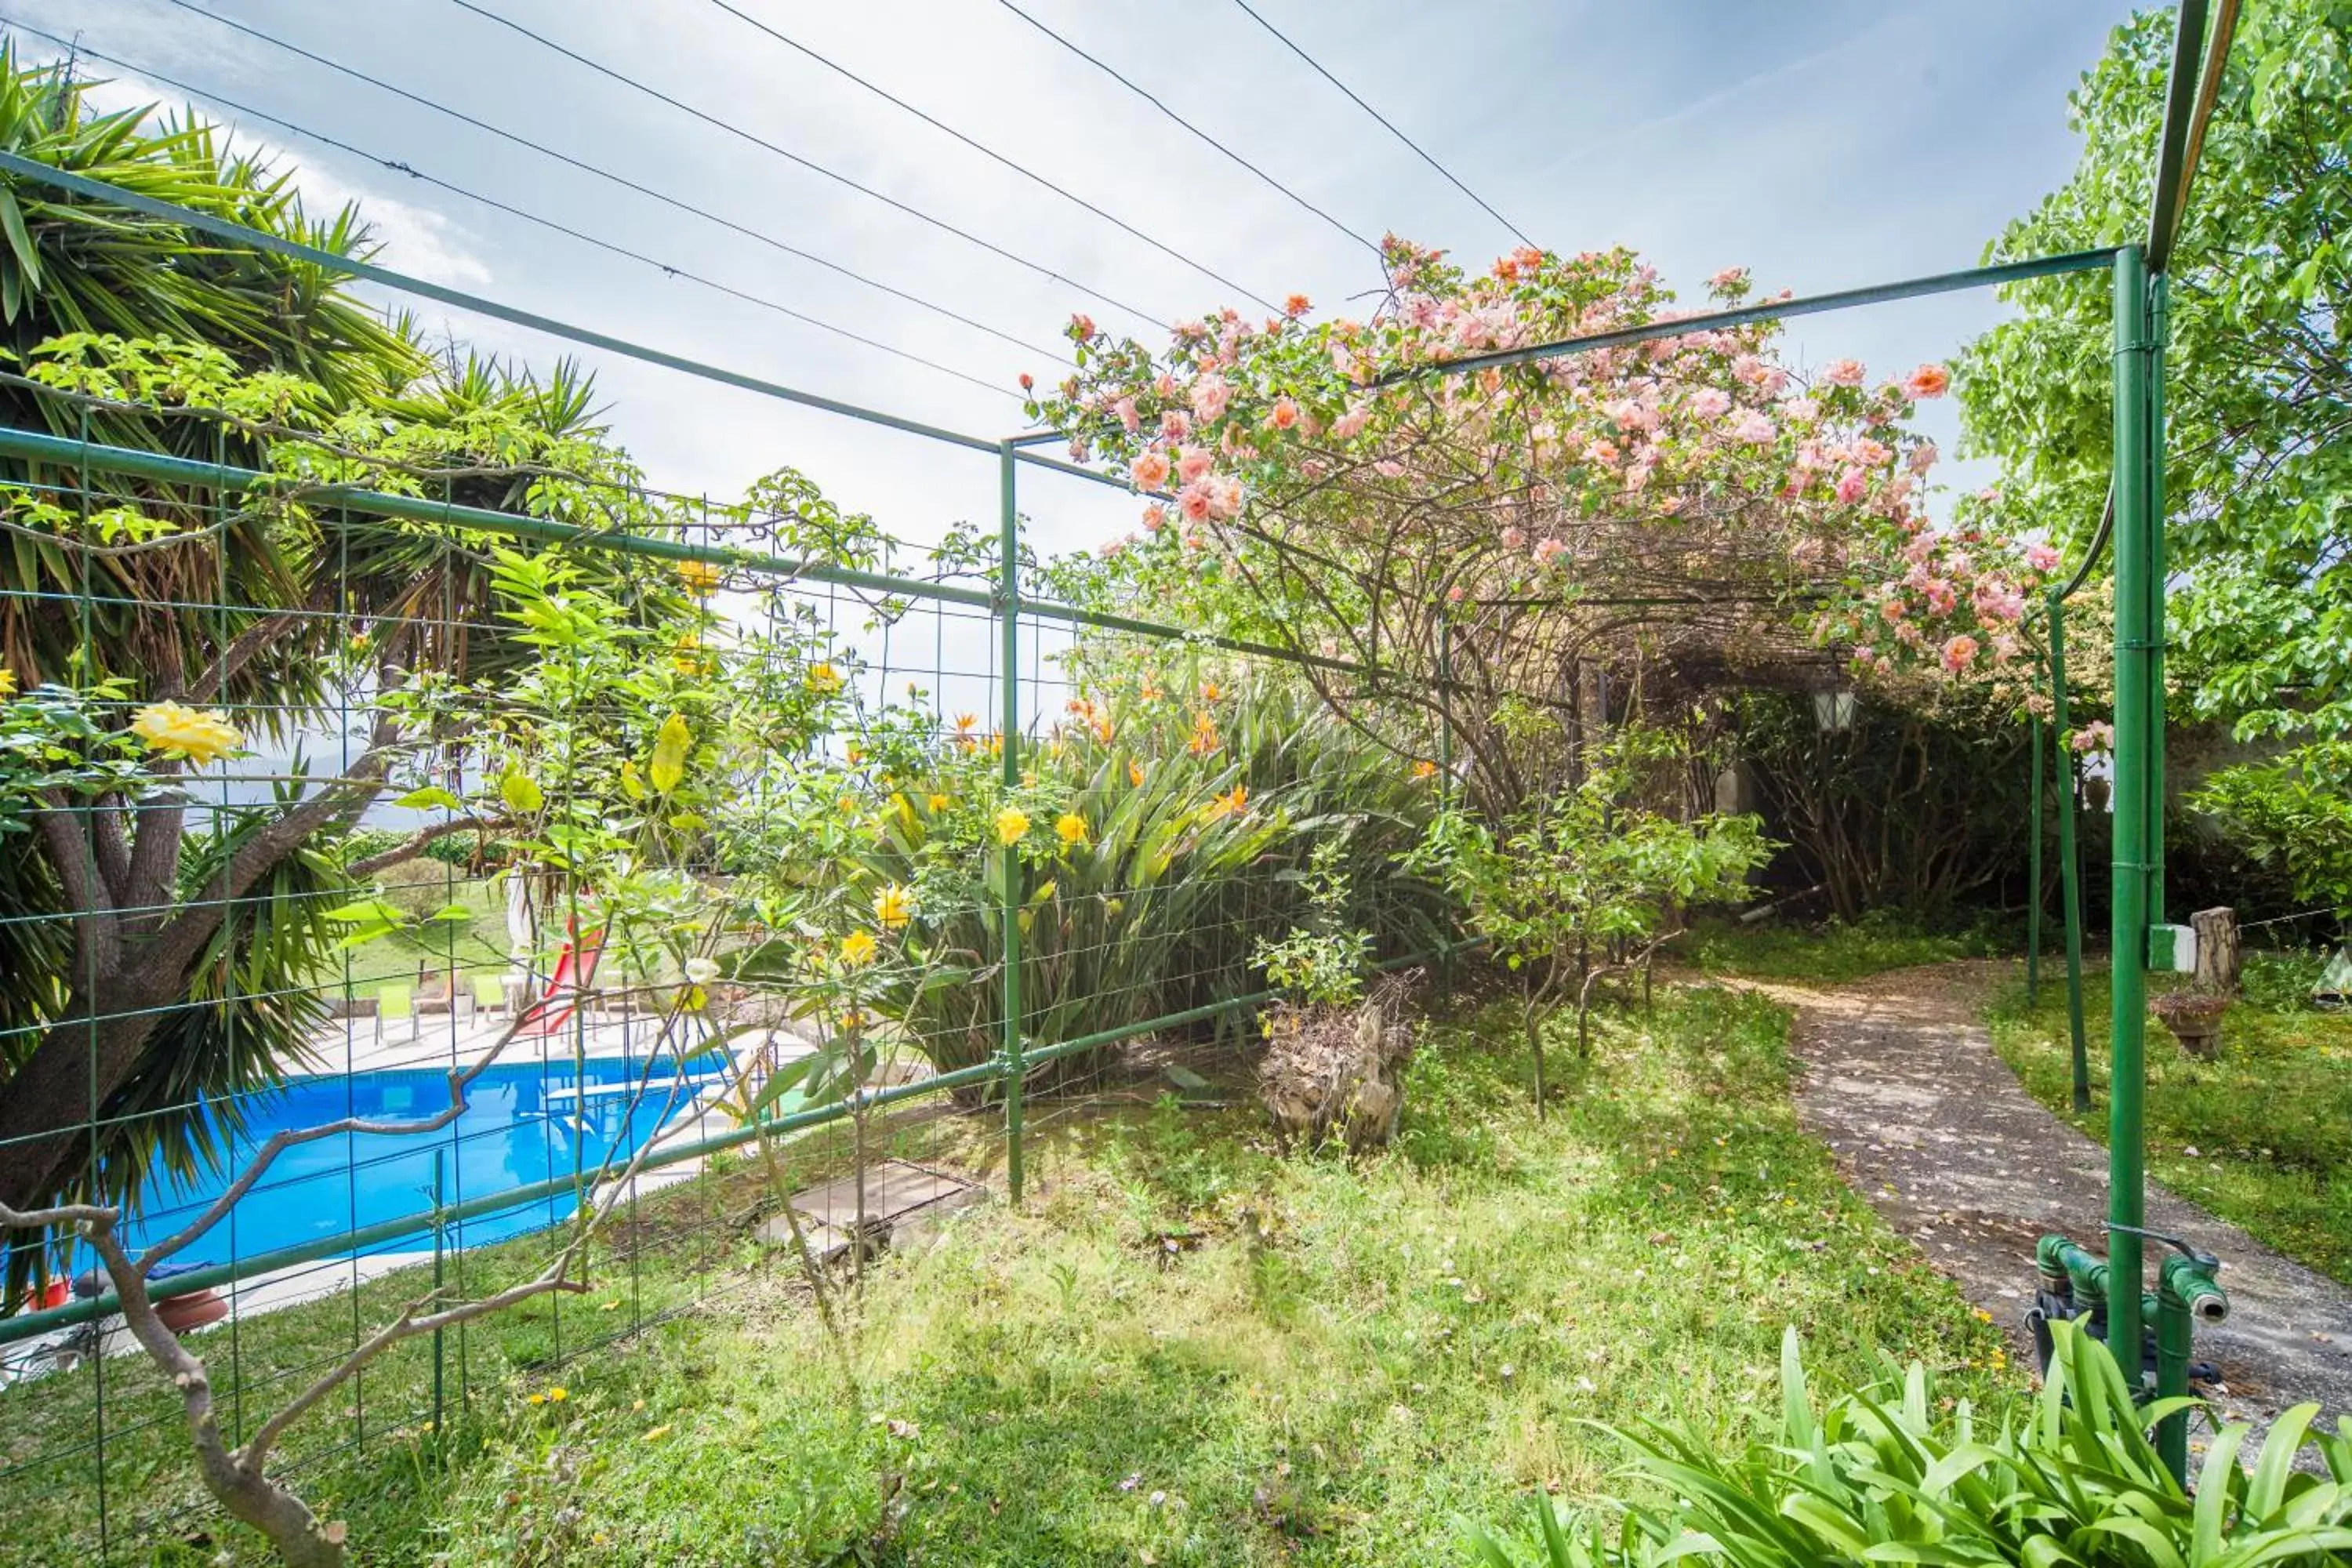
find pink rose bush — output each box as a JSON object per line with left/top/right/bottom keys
{"left": 1024, "top": 235, "right": 2049, "bottom": 689}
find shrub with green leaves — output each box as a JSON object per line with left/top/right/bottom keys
{"left": 1472, "top": 1320, "right": 2352, "bottom": 1568}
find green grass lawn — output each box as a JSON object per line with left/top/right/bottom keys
{"left": 1, "top": 980, "right": 2019, "bottom": 1565}
{"left": 1680, "top": 909, "right": 2012, "bottom": 984}
{"left": 1986, "top": 956, "right": 2352, "bottom": 1287}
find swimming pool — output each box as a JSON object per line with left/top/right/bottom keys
{"left": 114, "top": 1047, "right": 731, "bottom": 1266}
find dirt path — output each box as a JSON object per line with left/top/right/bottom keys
{"left": 1755, "top": 960, "right": 2352, "bottom": 1431}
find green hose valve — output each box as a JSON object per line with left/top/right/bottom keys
{"left": 2159, "top": 1251, "right": 2228, "bottom": 1324}
{"left": 2037, "top": 1234, "right": 2110, "bottom": 1305}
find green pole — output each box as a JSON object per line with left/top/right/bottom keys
{"left": 2050, "top": 593, "right": 2090, "bottom": 1113}
{"left": 2147, "top": 274, "right": 2170, "bottom": 924}
{"left": 2028, "top": 710, "right": 2044, "bottom": 1004}
{"left": 430, "top": 1149, "right": 446, "bottom": 1451}
{"left": 2106, "top": 243, "right": 2155, "bottom": 1386}
{"left": 996, "top": 441, "right": 1026, "bottom": 1207}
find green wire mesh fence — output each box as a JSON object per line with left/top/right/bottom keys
{"left": 0, "top": 360, "right": 1459, "bottom": 1559}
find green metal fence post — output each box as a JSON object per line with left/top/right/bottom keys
{"left": 2028, "top": 710, "right": 2044, "bottom": 1004}
{"left": 430, "top": 1149, "right": 447, "bottom": 1454}
{"left": 2050, "top": 593, "right": 2090, "bottom": 1113}
{"left": 2106, "top": 243, "right": 2156, "bottom": 1385}
{"left": 2147, "top": 274, "right": 2169, "bottom": 926}
{"left": 996, "top": 441, "right": 1026, "bottom": 1207}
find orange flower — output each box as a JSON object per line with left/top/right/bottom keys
{"left": 1205, "top": 785, "right": 1248, "bottom": 821}
{"left": 1200, "top": 681, "right": 1222, "bottom": 702}
{"left": 1091, "top": 714, "right": 1114, "bottom": 744}
{"left": 1140, "top": 682, "right": 1163, "bottom": 702}
{"left": 1412, "top": 759, "right": 1439, "bottom": 780}
{"left": 1187, "top": 713, "right": 1220, "bottom": 757}
{"left": 1127, "top": 758, "right": 1145, "bottom": 788}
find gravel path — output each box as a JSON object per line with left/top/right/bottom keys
{"left": 1758, "top": 960, "right": 2352, "bottom": 1432}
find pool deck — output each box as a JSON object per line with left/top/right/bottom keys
{"left": 304, "top": 1005, "right": 760, "bottom": 1076}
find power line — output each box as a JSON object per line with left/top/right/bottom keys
{"left": 443, "top": 0, "right": 1169, "bottom": 330}
{"left": 699, "top": 0, "right": 1285, "bottom": 314}
{"left": 988, "top": 0, "right": 1383, "bottom": 260}
{"left": 158, "top": 0, "right": 1066, "bottom": 365}
{"left": 12, "top": 20, "right": 1021, "bottom": 400}
{"left": 1226, "top": 0, "right": 1534, "bottom": 249}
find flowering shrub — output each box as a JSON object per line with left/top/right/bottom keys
{"left": 1024, "top": 239, "right": 2057, "bottom": 804}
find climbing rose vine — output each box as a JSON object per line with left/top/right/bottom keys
{"left": 1024, "top": 238, "right": 2045, "bottom": 686}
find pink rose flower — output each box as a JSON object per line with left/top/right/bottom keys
{"left": 1115, "top": 397, "right": 1141, "bottom": 435}
{"left": 1835, "top": 466, "right": 1869, "bottom": 505}
{"left": 1264, "top": 397, "right": 1300, "bottom": 432}
{"left": 1129, "top": 452, "right": 1171, "bottom": 491}
{"left": 1160, "top": 409, "right": 1190, "bottom": 441}
{"left": 1176, "top": 446, "right": 1214, "bottom": 485}
{"left": 1940, "top": 633, "right": 1979, "bottom": 673}
{"left": 1820, "top": 358, "right": 1867, "bottom": 387}
{"left": 2026, "top": 543, "right": 2061, "bottom": 572}
{"left": 1177, "top": 483, "right": 1215, "bottom": 524}
{"left": 1851, "top": 437, "right": 1893, "bottom": 468}
{"left": 1534, "top": 537, "right": 1566, "bottom": 565}
{"left": 1688, "top": 387, "right": 1733, "bottom": 419}
{"left": 1907, "top": 441, "right": 1939, "bottom": 476}
{"left": 1189, "top": 373, "right": 1232, "bottom": 422}
{"left": 1069, "top": 313, "right": 1096, "bottom": 339}
{"left": 1141, "top": 503, "right": 1167, "bottom": 532}
{"left": 1732, "top": 410, "right": 1777, "bottom": 445}
{"left": 1329, "top": 402, "right": 1371, "bottom": 440}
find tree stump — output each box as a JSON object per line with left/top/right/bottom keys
{"left": 2191, "top": 906, "right": 2240, "bottom": 996}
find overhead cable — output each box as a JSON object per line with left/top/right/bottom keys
{"left": 700, "top": 0, "right": 1284, "bottom": 314}
{"left": 445, "top": 0, "right": 1169, "bottom": 329}
{"left": 1227, "top": 0, "right": 1534, "bottom": 249}
{"left": 158, "top": 0, "right": 1066, "bottom": 362}
{"left": 989, "top": 0, "right": 1384, "bottom": 260}
{"left": 13, "top": 20, "right": 1018, "bottom": 397}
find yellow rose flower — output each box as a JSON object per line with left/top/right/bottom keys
{"left": 807, "top": 662, "right": 844, "bottom": 694}
{"left": 926, "top": 793, "right": 950, "bottom": 814}
{"left": 993, "top": 808, "right": 1030, "bottom": 846}
{"left": 1054, "top": 813, "right": 1089, "bottom": 847}
{"left": 840, "top": 929, "right": 877, "bottom": 967}
{"left": 130, "top": 701, "right": 242, "bottom": 766}
{"left": 0, "top": 667, "right": 16, "bottom": 698}
{"left": 873, "top": 884, "right": 914, "bottom": 930}
{"left": 676, "top": 557, "right": 724, "bottom": 594}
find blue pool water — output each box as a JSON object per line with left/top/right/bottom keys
{"left": 117, "top": 1049, "right": 731, "bottom": 1265}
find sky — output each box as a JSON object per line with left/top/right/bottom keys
{"left": 13, "top": 0, "right": 2149, "bottom": 569}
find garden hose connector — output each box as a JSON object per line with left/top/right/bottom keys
{"left": 2159, "top": 1252, "right": 2228, "bottom": 1324}
{"left": 2038, "top": 1234, "right": 2109, "bottom": 1306}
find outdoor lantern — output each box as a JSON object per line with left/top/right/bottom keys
{"left": 1810, "top": 682, "right": 1858, "bottom": 733}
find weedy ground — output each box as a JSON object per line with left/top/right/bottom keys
{"left": 5, "top": 982, "right": 2019, "bottom": 1566}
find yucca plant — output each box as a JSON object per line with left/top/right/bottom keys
{"left": 1472, "top": 1319, "right": 2352, "bottom": 1567}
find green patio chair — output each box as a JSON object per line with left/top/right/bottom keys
{"left": 471, "top": 973, "right": 509, "bottom": 1017}
{"left": 376, "top": 982, "right": 415, "bottom": 1043}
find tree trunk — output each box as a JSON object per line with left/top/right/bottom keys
{"left": 2191, "top": 906, "right": 2240, "bottom": 996}
{"left": 1522, "top": 989, "right": 1547, "bottom": 1119}
{"left": 0, "top": 988, "right": 174, "bottom": 1214}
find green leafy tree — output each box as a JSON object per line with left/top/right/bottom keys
{"left": 1961, "top": 3, "right": 2351, "bottom": 793}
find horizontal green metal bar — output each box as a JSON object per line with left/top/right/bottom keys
{"left": 0, "top": 943, "right": 1460, "bottom": 1345}
{"left": 1377, "top": 248, "right": 2122, "bottom": 385}
{"left": 0, "top": 151, "right": 1006, "bottom": 458}
{"left": 0, "top": 422, "right": 997, "bottom": 610}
